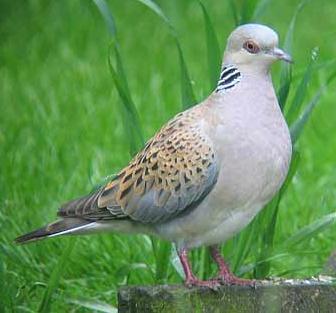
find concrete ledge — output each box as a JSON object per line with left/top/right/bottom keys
{"left": 118, "top": 277, "right": 336, "bottom": 313}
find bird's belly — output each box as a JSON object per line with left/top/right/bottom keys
{"left": 182, "top": 201, "right": 263, "bottom": 248}
{"left": 156, "top": 179, "right": 266, "bottom": 249}
{"left": 156, "top": 196, "right": 264, "bottom": 249}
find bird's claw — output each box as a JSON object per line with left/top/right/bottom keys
{"left": 216, "top": 274, "right": 256, "bottom": 286}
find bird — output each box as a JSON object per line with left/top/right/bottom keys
{"left": 15, "top": 23, "right": 292, "bottom": 288}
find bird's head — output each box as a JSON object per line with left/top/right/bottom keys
{"left": 224, "top": 24, "right": 292, "bottom": 72}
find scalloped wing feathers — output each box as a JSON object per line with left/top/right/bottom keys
{"left": 58, "top": 109, "right": 218, "bottom": 224}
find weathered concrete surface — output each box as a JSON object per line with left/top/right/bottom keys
{"left": 118, "top": 277, "right": 336, "bottom": 313}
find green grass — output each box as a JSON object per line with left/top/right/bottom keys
{"left": 1, "top": 0, "right": 336, "bottom": 311}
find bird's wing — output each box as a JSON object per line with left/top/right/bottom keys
{"left": 58, "top": 109, "right": 219, "bottom": 224}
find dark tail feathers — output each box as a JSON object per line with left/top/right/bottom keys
{"left": 15, "top": 218, "right": 91, "bottom": 244}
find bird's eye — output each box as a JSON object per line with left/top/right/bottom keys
{"left": 243, "top": 41, "right": 260, "bottom": 54}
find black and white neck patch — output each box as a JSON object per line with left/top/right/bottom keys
{"left": 215, "top": 65, "right": 241, "bottom": 93}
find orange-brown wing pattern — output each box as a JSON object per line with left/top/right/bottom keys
{"left": 98, "top": 110, "right": 218, "bottom": 223}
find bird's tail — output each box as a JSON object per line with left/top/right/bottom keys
{"left": 15, "top": 218, "right": 93, "bottom": 244}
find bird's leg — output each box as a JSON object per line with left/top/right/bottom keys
{"left": 209, "top": 245, "right": 255, "bottom": 286}
{"left": 178, "top": 247, "right": 220, "bottom": 289}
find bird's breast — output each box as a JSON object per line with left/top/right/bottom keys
{"left": 212, "top": 105, "right": 292, "bottom": 209}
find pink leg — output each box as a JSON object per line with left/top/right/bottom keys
{"left": 210, "top": 246, "right": 255, "bottom": 286}
{"left": 178, "top": 248, "right": 220, "bottom": 289}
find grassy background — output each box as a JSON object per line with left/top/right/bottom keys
{"left": 1, "top": 0, "right": 336, "bottom": 311}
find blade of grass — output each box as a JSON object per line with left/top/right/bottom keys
{"left": 38, "top": 238, "right": 76, "bottom": 313}
{"left": 198, "top": 0, "right": 221, "bottom": 91}
{"left": 315, "top": 58, "right": 336, "bottom": 72}
{"left": 115, "top": 262, "right": 149, "bottom": 283}
{"left": 240, "top": 0, "right": 259, "bottom": 24}
{"left": 93, "top": 0, "right": 144, "bottom": 156}
{"left": 0, "top": 255, "right": 13, "bottom": 311}
{"left": 286, "top": 47, "right": 318, "bottom": 125}
{"left": 94, "top": 0, "right": 130, "bottom": 96}
{"left": 237, "top": 253, "right": 290, "bottom": 276}
{"left": 283, "top": 212, "right": 336, "bottom": 249}
{"left": 136, "top": 0, "right": 173, "bottom": 30}
{"left": 197, "top": 247, "right": 212, "bottom": 280}
{"left": 136, "top": 0, "right": 196, "bottom": 108}
{"left": 275, "top": 265, "right": 324, "bottom": 277}
{"left": 231, "top": 219, "right": 258, "bottom": 273}
{"left": 278, "top": 150, "right": 301, "bottom": 194}
{"left": 176, "top": 42, "right": 197, "bottom": 109}
{"left": 228, "top": 0, "right": 239, "bottom": 26}
{"left": 289, "top": 57, "right": 336, "bottom": 81}
{"left": 253, "top": 194, "right": 281, "bottom": 278}
{"left": 66, "top": 298, "right": 117, "bottom": 313}
{"left": 253, "top": 0, "right": 273, "bottom": 20}
{"left": 229, "top": 0, "right": 269, "bottom": 26}
{"left": 108, "top": 48, "right": 144, "bottom": 156}
{"left": 290, "top": 71, "right": 336, "bottom": 143}
{"left": 93, "top": 0, "right": 116, "bottom": 36}
{"left": 277, "top": 0, "right": 310, "bottom": 109}
{"left": 170, "top": 244, "right": 185, "bottom": 279}
{"left": 151, "top": 239, "right": 171, "bottom": 283}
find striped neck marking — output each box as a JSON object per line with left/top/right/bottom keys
{"left": 215, "top": 65, "right": 241, "bottom": 93}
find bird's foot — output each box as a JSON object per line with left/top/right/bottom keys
{"left": 216, "top": 272, "right": 255, "bottom": 286}
{"left": 185, "top": 277, "right": 221, "bottom": 290}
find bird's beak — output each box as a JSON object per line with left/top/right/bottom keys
{"left": 272, "top": 47, "right": 293, "bottom": 63}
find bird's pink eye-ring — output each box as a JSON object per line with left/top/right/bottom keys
{"left": 243, "top": 40, "right": 260, "bottom": 54}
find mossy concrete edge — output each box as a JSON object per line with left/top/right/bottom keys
{"left": 118, "top": 278, "right": 336, "bottom": 313}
